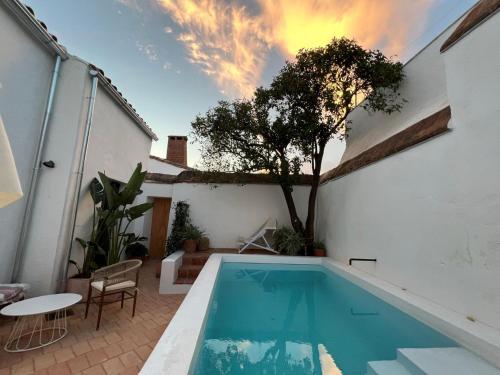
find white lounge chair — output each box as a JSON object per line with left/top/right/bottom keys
{"left": 238, "top": 219, "right": 278, "bottom": 254}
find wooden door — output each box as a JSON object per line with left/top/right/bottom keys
{"left": 149, "top": 198, "right": 171, "bottom": 258}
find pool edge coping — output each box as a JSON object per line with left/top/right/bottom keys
{"left": 140, "top": 255, "right": 500, "bottom": 374}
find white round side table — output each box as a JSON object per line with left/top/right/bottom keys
{"left": 0, "top": 293, "right": 81, "bottom": 352}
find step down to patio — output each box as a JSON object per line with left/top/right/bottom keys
{"left": 177, "top": 264, "right": 204, "bottom": 278}
{"left": 174, "top": 276, "right": 197, "bottom": 284}
{"left": 367, "top": 347, "right": 500, "bottom": 375}
{"left": 174, "top": 249, "right": 279, "bottom": 285}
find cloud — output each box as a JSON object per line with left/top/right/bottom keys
{"left": 157, "top": 0, "right": 270, "bottom": 98}
{"left": 164, "top": 26, "right": 173, "bottom": 33}
{"left": 259, "top": 0, "right": 433, "bottom": 58}
{"left": 163, "top": 61, "right": 173, "bottom": 70}
{"left": 157, "top": 0, "right": 434, "bottom": 97}
{"left": 136, "top": 41, "right": 159, "bottom": 62}
{"left": 114, "top": 0, "right": 144, "bottom": 13}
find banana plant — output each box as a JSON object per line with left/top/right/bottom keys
{"left": 98, "top": 163, "right": 153, "bottom": 265}
{"left": 71, "top": 178, "right": 106, "bottom": 277}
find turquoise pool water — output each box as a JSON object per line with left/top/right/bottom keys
{"left": 192, "top": 263, "right": 457, "bottom": 375}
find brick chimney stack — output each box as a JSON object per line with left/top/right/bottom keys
{"left": 166, "top": 135, "right": 188, "bottom": 166}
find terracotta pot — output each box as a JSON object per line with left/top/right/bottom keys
{"left": 198, "top": 237, "right": 210, "bottom": 252}
{"left": 183, "top": 239, "right": 198, "bottom": 253}
{"left": 66, "top": 277, "right": 90, "bottom": 302}
{"left": 313, "top": 248, "right": 327, "bottom": 257}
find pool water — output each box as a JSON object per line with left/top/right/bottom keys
{"left": 192, "top": 263, "right": 457, "bottom": 375}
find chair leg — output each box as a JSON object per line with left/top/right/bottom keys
{"left": 132, "top": 289, "right": 138, "bottom": 317}
{"left": 121, "top": 292, "right": 125, "bottom": 309}
{"left": 96, "top": 292, "right": 105, "bottom": 330}
{"left": 85, "top": 285, "right": 93, "bottom": 319}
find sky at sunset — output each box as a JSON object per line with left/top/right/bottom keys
{"left": 25, "top": 0, "right": 477, "bottom": 171}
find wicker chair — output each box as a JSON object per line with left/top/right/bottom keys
{"left": 84, "top": 260, "right": 142, "bottom": 330}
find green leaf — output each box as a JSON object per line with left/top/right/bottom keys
{"left": 126, "top": 202, "right": 153, "bottom": 220}
{"left": 75, "top": 237, "right": 87, "bottom": 249}
{"left": 98, "top": 172, "right": 120, "bottom": 209}
{"left": 89, "top": 178, "right": 104, "bottom": 204}
{"left": 120, "top": 163, "right": 147, "bottom": 205}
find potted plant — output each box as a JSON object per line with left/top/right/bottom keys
{"left": 313, "top": 241, "right": 327, "bottom": 257}
{"left": 125, "top": 240, "right": 149, "bottom": 261}
{"left": 273, "top": 226, "right": 304, "bottom": 256}
{"left": 198, "top": 236, "right": 210, "bottom": 252}
{"left": 166, "top": 201, "right": 190, "bottom": 255}
{"left": 182, "top": 224, "right": 204, "bottom": 253}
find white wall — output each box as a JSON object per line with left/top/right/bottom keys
{"left": 0, "top": 4, "right": 55, "bottom": 283}
{"left": 339, "top": 17, "right": 458, "bottom": 163}
{"left": 69, "top": 76, "right": 153, "bottom": 276}
{"left": 18, "top": 58, "right": 90, "bottom": 294}
{"left": 317, "top": 13, "right": 500, "bottom": 330}
{"left": 148, "top": 157, "right": 186, "bottom": 175}
{"left": 169, "top": 183, "right": 310, "bottom": 249}
{"left": 137, "top": 182, "right": 310, "bottom": 253}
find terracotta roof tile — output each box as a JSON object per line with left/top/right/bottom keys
{"left": 146, "top": 170, "right": 313, "bottom": 185}
{"left": 441, "top": 0, "right": 500, "bottom": 52}
{"left": 320, "top": 106, "right": 451, "bottom": 184}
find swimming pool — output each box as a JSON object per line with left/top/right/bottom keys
{"left": 191, "top": 262, "right": 456, "bottom": 374}
{"left": 141, "top": 254, "right": 500, "bottom": 374}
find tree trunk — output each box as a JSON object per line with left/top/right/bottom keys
{"left": 279, "top": 184, "right": 304, "bottom": 234}
{"left": 304, "top": 144, "right": 325, "bottom": 255}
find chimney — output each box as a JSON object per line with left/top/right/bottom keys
{"left": 166, "top": 135, "right": 188, "bottom": 166}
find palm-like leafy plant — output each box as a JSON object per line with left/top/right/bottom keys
{"left": 71, "top": 178, "right": 106, "bottom": 277}
{"left": 98, "top": 163, "right": 153, "bottom": 265}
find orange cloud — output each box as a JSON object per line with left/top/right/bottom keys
{"left": 157, "top": 0, "right": 270, "bottom": 97}
{"left": 157, "top": 0, "right": 434, "bottom": 97}
{"left": 259, "top": 0, "right": 433, "bottom": 58}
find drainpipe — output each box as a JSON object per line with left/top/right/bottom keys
{"left": 11, "top": 55, "right": 62, "bottom": 282}
{"left": 59, "top": 69, "right": 99, "bottom": 292}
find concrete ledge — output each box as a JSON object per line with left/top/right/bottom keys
{"left": 158, "top": 251, "right": 191, "bottom": 295}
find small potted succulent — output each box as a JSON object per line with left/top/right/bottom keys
{"left": 198, "top": 236, "right": 210, "bottom": 252}
{"left": 313, "top": 241, "right": 327, "bottom": 257}
{"left": 182, "top": 225, "right": 204, "bottom": 253}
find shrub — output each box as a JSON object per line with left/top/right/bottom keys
{"left": 273, "top": 226, "right": 304, "bottom": 256}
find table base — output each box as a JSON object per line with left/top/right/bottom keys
{"left": 4, "top": 308, "right": 68, "bottom": 352}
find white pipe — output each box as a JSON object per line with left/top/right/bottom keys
{"left": 58, "top": 70, "right": 99, "bottom": 291}
{"left": 11, "top": 55, "right": 62, "bottom": 282}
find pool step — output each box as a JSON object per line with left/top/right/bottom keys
{"left": 367, "top": 347, "right": 500, "bottom": 375}
{"left": 175, "top": 249, "right": 282, "bottom": 285}
{"left": 367, "top": 360, "right": 411, "bottom": 375}
{"left": 397, "top": 348, "right": 500, "bottom": 375}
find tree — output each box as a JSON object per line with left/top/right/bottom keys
{"left": 192, "top": 38, "right": 405, "bottom": 253}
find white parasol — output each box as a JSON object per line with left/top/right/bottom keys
{"left": 0, "top": 115, "right": 23, "bottom": 208}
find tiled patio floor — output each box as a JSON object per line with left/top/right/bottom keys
{"left": 0, "top": 260, "right": 185, "bottom": 375}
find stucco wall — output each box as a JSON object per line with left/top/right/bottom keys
{"left": 137, "top": 182, "right": 310, "bottom": 253}
{"left": 18, "top": 58, "right": 89, "bottom": 294}
{"left": 339, "top": 17, "right": 459, "bottom": 163}
{"left": 0, "top": 5, "right": 55, "bottom": 283}
{"left": 317, "top": 13, "right": 500, "bottom": 330}
{"left": 69, "top": 79, "right": 153, "bottom": 276}
{"left": 148, "top": 157, "right": 186, "bottom": 175}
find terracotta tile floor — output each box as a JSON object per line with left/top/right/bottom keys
{"left": 0, "top": 260, "right": 185, "bottom": 375}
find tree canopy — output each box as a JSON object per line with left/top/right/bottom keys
{"left": 192, "top": 37, "right": 405, "bottom": 251}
